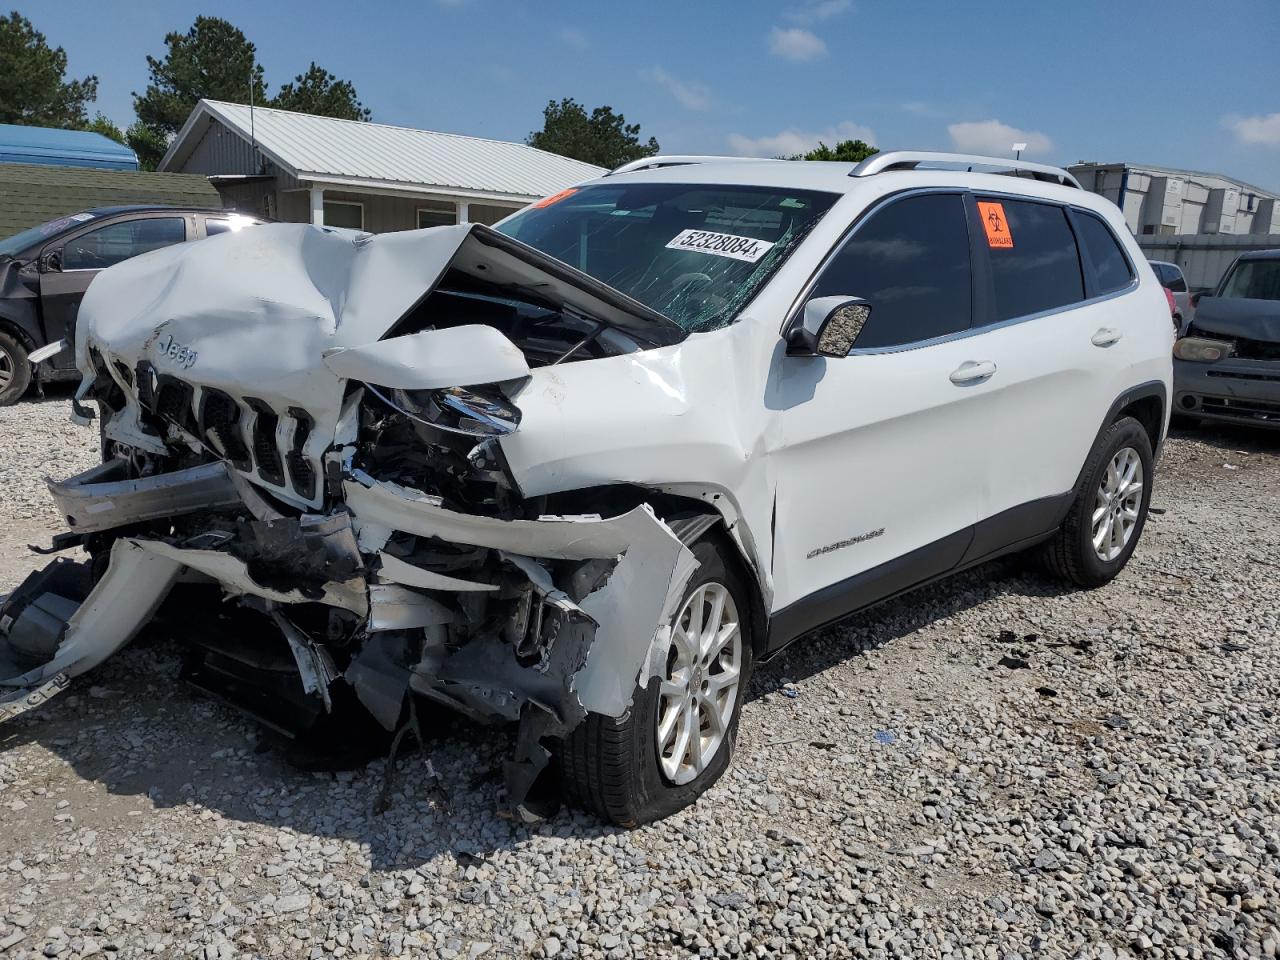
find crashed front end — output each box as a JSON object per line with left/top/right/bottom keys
{"left": 0, "top": 222, "right": 700, "bottom": 819}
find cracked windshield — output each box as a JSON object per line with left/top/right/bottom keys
{"left": 496, "top": 182, "right": 838, "bottom": 331}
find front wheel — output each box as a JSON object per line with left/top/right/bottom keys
{"left": 556, "top": 538, "right": 753, "bottom": 826}
{"left": 0, "top": 331, "right": 32, "bottom": 406}
{"left": 1040, "top": 416, "right": 1154, "bottom": 588}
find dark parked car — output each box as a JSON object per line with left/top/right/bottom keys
{"left": 0, "top": 206, "right": 262, "bottom": 405}
{"left": 1173, "top": 248, "right": 1280, "bottom": 429}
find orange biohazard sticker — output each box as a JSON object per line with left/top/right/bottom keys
{"left": 977, "top": 201, "right": 1014, "bottom": 249}
{"left": 532, "top": 188, "right": 578, "bottom": 208}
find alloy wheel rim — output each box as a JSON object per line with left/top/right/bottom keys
{"left": 656, "top": 582, "right": 742, "bottom": 785}
{"left": 0, "top": 345, "right": 12, "bottom": 389}
{"left": 1092, "top": 447, "right": 1143, "bottom": 562}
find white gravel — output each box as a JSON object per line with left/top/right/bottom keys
{"left": 1, "top": 399, "right": 1278, "bottom": 959}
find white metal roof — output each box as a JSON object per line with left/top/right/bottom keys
{"left": 160, "top": 100, "right": 605, "bottom": 201}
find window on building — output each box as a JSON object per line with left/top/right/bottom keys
{"left": 1073, "top": 213, "right": 1134, "bottom": 295}
{"left": 62, "top": 217, "right": 186, "bottom": 270}
{"left": 808, "top": 192, "right": 972, "bottom": 349}
{"left": 323, "top": 201, "right": 364, "bottom": 230}
{"left": 981, "top": 199, "right": 1083, "bottom": 322}
{"left": 467, "top": 203, "right": 523, "bottom": 226}
{"left": 417, "top": 199, "right": 457, "bottom": 229}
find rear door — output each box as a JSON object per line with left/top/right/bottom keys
{"left": 39, "top": 214, "right": 190, "bottom": 371}
{"left": 957, "top": 195, "right": 1135, "bottom": 556}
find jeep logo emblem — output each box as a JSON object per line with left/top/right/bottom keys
{"left": 155, "top": 333, "right": 198, "bottom": 370}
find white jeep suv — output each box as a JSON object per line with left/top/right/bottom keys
{"left": 0, "top": 152, "right": 1173, "bottom": 825}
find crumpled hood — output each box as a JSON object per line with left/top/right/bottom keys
{"left": 77, "top": 222, "right": 473, "bottom": 407}
{"left": 1190, "top": 296, "right": 1280, "bottom": 343}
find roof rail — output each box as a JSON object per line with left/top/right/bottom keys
{"left": 604, "top": 155, "right": 775, "bottom": 177}
{"left": 850, "top": 151, "right": 1081, "bottom": 189}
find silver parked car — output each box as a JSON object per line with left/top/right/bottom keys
{"left": 1148, "top": 259, "right": 1191, "bottom": 331}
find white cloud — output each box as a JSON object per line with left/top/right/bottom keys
{"left": 642, "top": 66, "right": 713, "bottom": 112}
{"left": 1224, "top": 112, "right": 1280, "bottom": 146}
{"left": 784, "top": 0, "right": 850, "bottom": 24}
{"left": 557, "top": 27, "right": 589, "bottom": 50}
{"left": 947, "top": 119, "right": 1053, "bottom": 156}
{"left": 727, "top": 121, "right": 877, "bottom": 158}
{"left": 769, "top": 27, "right": 827, "bottom": 62}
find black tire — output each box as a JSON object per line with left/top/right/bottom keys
{"left": 1040, "top": 416, "right": 1154, "bottom": 588}
{"left": 0, "top": 330, "right": 32, "bottom": 406}
{"left": 556, "top": 539, "right": 754, "bottom": 826}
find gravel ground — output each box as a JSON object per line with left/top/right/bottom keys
{"left": 1, "top": 398, "right": 1277, "bottom": 960}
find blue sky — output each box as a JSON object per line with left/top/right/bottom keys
{"left": 19, "top": 0, "right": 1280, "bottom": 190}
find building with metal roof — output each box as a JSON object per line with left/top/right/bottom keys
{"left": 159, "top": 100, "right": 605, "bottom": 232}
{"left": 1069, "top": 161, "right": 1280, "bottom": 238}
{"left": 0, "top": 123, "right": 139, "bottom": 171}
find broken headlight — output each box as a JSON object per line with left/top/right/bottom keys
{"left": 1172, "top": 336, "right": 1234, "bottom": 363}
{"left": 373, "top": 384, "right": 522, "bottom": 437}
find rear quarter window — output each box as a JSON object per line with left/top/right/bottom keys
{"left": 978, "top": 199, "right": 1084, "bottom": 322}
{"left": 1073, "top": 213, "right": 1134, "bottom": 295}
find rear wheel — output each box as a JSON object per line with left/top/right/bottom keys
{"left": 1040, "top": 416, "right": 1153, "bottom": 587}
{"left": 0, "top": 331, "right": 32, "bottom": 406}
{"left": 557, "top": 539, "right": 753, "bottom": 826}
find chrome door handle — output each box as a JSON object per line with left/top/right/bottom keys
{"left": 949, "top": 360, "right": 997, "bottom": 385}
{"left": 1091, "top": 327, "right": 1123, "bottom": 347}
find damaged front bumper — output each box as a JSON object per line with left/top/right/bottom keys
{"left": 1, "top": 458, "right": 696, "bottom": 820}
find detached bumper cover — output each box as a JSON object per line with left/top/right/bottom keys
{"left": 1, "top": 540, "right": 183, "bottom": 720}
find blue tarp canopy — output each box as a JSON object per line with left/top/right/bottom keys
{"left": 0, "top": 123, "right": 139, "bottom": 171}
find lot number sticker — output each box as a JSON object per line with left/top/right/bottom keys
{"left": 977, "top": 201, "right": 1014, "bottom": 249}
{"left": 666, "top": 229, "right": 775, "bottom": 263}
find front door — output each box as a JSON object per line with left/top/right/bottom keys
{"left": 40, "top": 215, "right": 188, "bottom": 371}
{"left": 767, "top": 191, "right": 997, "bottom": 640}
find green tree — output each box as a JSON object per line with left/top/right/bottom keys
{"left": 125, "top": 121, "right": 168, "bottom": 171}
{"left": 272, "top": 62, "right": 370, "bottom": 121}
{"left": 527, "top": 98, "right": 658, "bottom": 168}
{"left": 0, "top": 11, "right": 98, "bottom": 126}
{"left": 131, "top": 16, "right": 267, "bottom": 167}
{"left": 791, "top": 139, "right": 879, "bottom": 163}
{"left": 82, "top": 112, "right": 125, "bottom": 144}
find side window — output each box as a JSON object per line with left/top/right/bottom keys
{"left": 417, "top": 199, "right": 457, "bottom": 229}
{"left": 1167, "top": 268, "right": 1187, "bottom": 293}
{"left": 809, "top": 193, "right": 972, "bottom": 349}
{"left": 980, "top": 199, "right": 1083, "bottom": 322}
{"left": 62, "top": 218, "right": 186, "bottom": 270}
{"left": 1074, "top": 213, "right": 1134, "bottom": 296}
{"left": 205, "top": 219, "right": 232, "bottom": 236}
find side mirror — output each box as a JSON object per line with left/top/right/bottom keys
{"left": 38, "top": 249, "right": 62, "bottom": 272}
{"left": 785, "top": 296, "right": 872, "bottom": 358}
